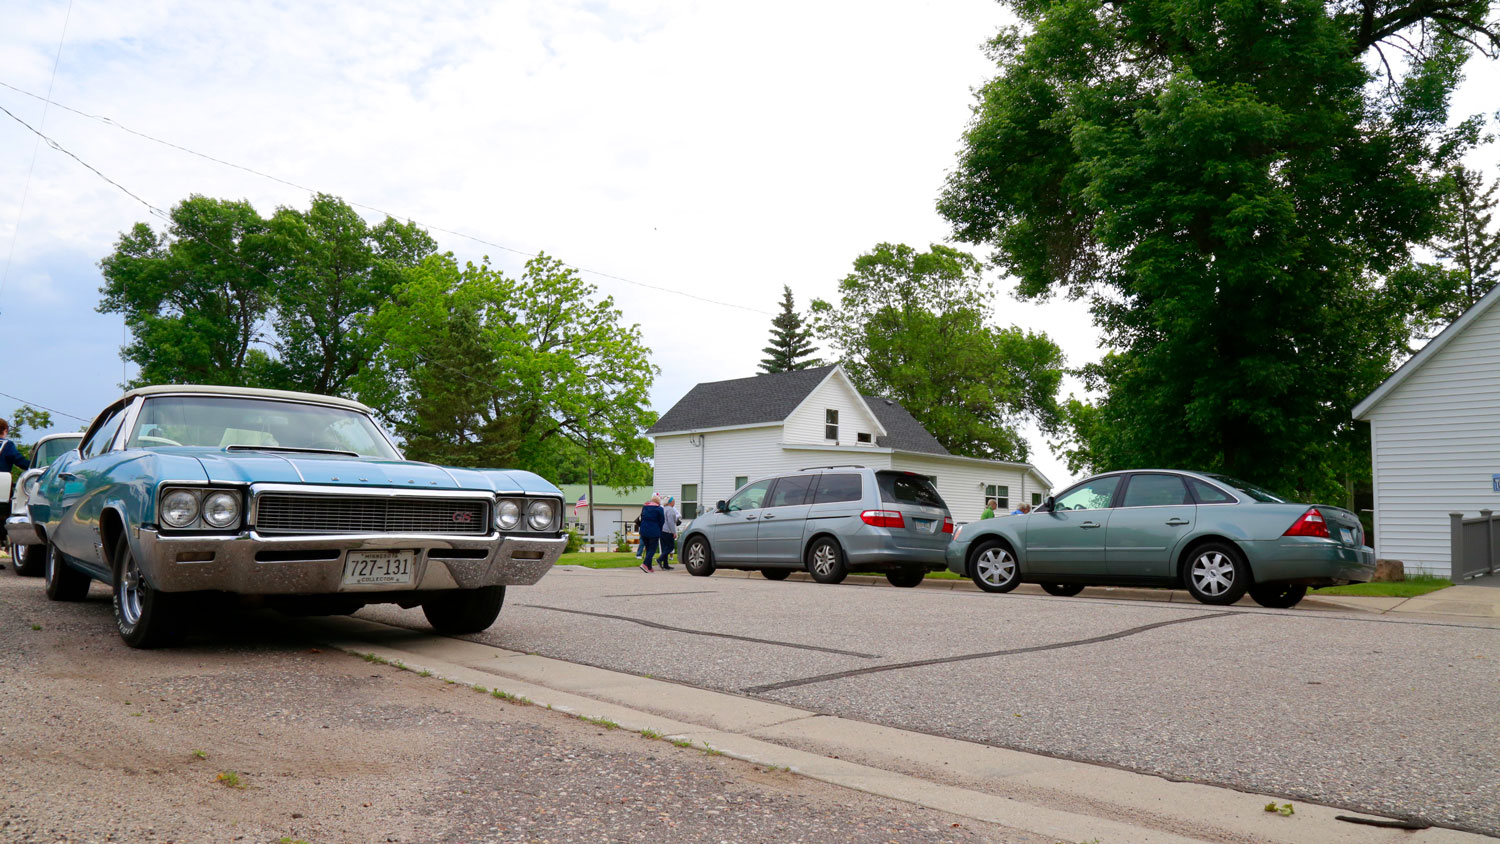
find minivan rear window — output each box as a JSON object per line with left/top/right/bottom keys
{"left": 877, "top": 472, "right": 945, "bottom": 508}
{"left": 813, "top": 473, "right": 863, "bottom": 504}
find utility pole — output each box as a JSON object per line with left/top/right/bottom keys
{"left": 586, "top": 444, "right": 596, "bottom": 553}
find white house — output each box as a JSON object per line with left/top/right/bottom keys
{"left": 648, "top": 365, "right": 1051, "bottom": 523}
{"left": 1353, "top": 283, "right": 1500, "bottom": 576}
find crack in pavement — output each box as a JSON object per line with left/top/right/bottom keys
{"left": 602, "top": 590, "right": 719, "bottom": 598}
{"left": 520, "top": 604, "right": 883, "bottom": 658}
{"left": 742, "top": 612, "right": 1234, "bottom": 693}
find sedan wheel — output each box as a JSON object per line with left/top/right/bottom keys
{"left": 1249, "top": 583, "right": 1307, "bottom": 609}
{"left": 1183, "top": 543, "right": 1250, "bottom": 605}
{"left": 113, "top": 534, "right": 185, "bottom": 649}
{"left": 806, "top": 538, "right": 847, "bottom": 585}
{"left": 44, "top": 543, "right": 90, "bottom": 602}
{"left": 684, "top": 537, "right": 715, "bottom": 577}
{"left": 969, "top": 541, "right": 1020, "bottom": 593}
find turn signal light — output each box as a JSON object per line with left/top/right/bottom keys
{"left": 942, "top": 518, "right": 955, "bottom": 534}
{"left": 860, "top": 509, "right": 906, "bottom": 528}
{"left": 1282, "top": 508, "right": 1330, "bottom": 538}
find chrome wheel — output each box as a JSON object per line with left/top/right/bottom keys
{"left": 975, "top": 547, "right": 1016, "bottom": 587}
{"left": 811, "top": 544, "right": 838, "bottom": 577}
{"left": 118, "top": 554, "right": 145, "bottom": 627}
{"left": 1190, "top": 552, "right": 1236, "bottom": 596}
{"left": 687, "top": 543, "right": 705, "bottom": 567}
{"left": 684, "top": 538, "right": 714, "bottom": 577}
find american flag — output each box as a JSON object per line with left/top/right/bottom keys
{"left": 574, "top": 494, "right": 588, "bottom": 516}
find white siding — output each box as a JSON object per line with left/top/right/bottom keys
{"left": 889, "top": 454, "right": 1049, "bottom": 524}
{"left": 1365, "top": 300, "right": 1500, "bottom": 575}
{"left": 653, "top": 427, "right": 833, "bottom": 516}
{"left": 783, "top": 371, "right": 883, "bottom": 447}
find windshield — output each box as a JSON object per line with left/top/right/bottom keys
{"left": 33, "top": 437, "right": 82, "bottom": 467}
{"left": 126, "top": 396, "right": 400, "bottom": 459}
{"left": 1201, "top": 473, "right": 1289, "bottom": 504}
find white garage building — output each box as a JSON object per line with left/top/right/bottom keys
{"left": 1354, "top": 284, "right": 1500, "bottom": 576}
{"left": 648, "top": 365, "right": 1051, "bottom": 523}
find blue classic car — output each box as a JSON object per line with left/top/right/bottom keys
{"left": 6, "top": 431, "right": 84, "bottom": 575}
{"left": 945, "top": 469, "right": 1375, "bottom": 608}
{"left": 28, "top": 385, "right": 566, "bottom": 647}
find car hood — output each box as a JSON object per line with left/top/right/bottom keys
{"left": 158, "top": 448, "right": 559, "bottom": 495}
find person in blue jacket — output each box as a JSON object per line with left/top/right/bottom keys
{"left": 638, "top": 494, "right": 665, "bottom": 572}
{"left": 0, "top": 418, "right": 31, "bottom": 528}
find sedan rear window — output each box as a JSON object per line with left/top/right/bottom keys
{"left": 877, "top": 472, "right": 945, "bottom": 508}
{"left": 1201, "top": 473, "right": 1288, "bottom": 503}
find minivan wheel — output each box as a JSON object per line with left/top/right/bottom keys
{"left": 14, "top": 544, "right": 45, "bottom": 577}
{"left": 806, "top": 538, "right": 848, "bottom": 585}
{"left": 761, "top": 569, "right": 791, "bottom": 581}
{"left": 1248, "top": 583, "right": 1307, "bottom": 609}
{"left": 885, "top": 568, "right": 925, "bottom": 588}
{"left": 969, "top": 541, "right": 1020, "bottom": 593}
{"left": 1183, "top": 542, "right": 1251, "bottom": 605}
{"left": 1039, "top": 582, "right": 1085, "bottom": 597}
{"left": 684, "top": 536, "right": 716, "bottom": 577}
{"left": 113, "top": 534, "right": 185, "bottom": 649}
{"left": 44, "top": 543, "right": 91, "bottom": 601}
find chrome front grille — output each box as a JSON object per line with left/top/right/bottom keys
{"left": 254, "top": 493, "right": 491, "bottom": 536}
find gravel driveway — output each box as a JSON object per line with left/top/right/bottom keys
{"left": 0, "top": 574, "right": 1038, "bottom": 844}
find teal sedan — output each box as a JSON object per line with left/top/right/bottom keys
{"left": 945, "top": 470, "right": 1374, "bottom": 608}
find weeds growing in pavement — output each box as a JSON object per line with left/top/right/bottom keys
{"left": 670, "top": 739, "right": 694, "bottom": 749}
{"left": 640, "top": 729, "right": 664, "bottom": 740}
{"left": 361, "top": 653, "right": 390, "bottom": 665}
{"left": 471, "top": 684, "right": 489, "bottom": 694}
{"left": 490, "top": 689, "right": 533, "bottom": 706}
{"left": 30, "top": 623, "right": 40, "bottom": 631}
{"left": 578, "top": 714, "right": 620, "bottom": 730}
{"left": 701, "top": 743, "right": 724, "bottom": 756}
{"left": 215, "top": 771, "right": 245, "bottom": 789}
{"left": 1264, "top": 802, "right": 1295, "bottom": 816}
{"left": 191, "top": 749, "right": 207, "bottom": 760}
{"left": 418, "top": 669, "right": 432, "bottom": 677}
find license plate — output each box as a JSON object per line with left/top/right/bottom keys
{"left": 342, "top": 550, "right": 414, "bottom": 587}
{"left": 912, "top": 518, "right": 936, "bottom": 533}
{"left": 1339, "top": 527, "right": 1356, "bottom": 545}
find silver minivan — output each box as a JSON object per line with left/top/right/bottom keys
{"left": 678, "top": 467, "right": 953, "bottom": 587}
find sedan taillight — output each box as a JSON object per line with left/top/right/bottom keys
{"left": 1282, "top": 508, "right": 1330, "bottom": 539}
{"left": 861, "top": 510, "right": 906, "bottom": 528}
{"left": 942, "top": 517, "right": 954, "bottom": 534}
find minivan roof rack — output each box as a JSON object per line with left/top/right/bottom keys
{"left": 799, "top": 465, "right": 865, "bottom": 471}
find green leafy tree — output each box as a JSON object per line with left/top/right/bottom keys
{"left": 98, "top": 195, "right": 276, "bottom": 387}
{"left": 1394, "top": 165, "right": 1500, "bottom": 338}
{"left": 939, "top": 0, "right": 1498, "bottom": 501}
{"left": 263, "top": 194, "right": 438, "bottom": 394}
{"left": 9, "top": 406, "right": 52, "bottom": 440}
{"left": 759, "top": 285, "right": 819, "bottom": 373}
{"left": 811, "top": 243, "right": 1064, "bottom": 461}
{"left": 354, "top": 253, "right": 657, "bottom": 483}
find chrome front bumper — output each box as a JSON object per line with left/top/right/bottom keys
{"left": 6, "top": 515, "right": 41, "bottom": 547}
{"left": 135, "top": 527, "right": 565, "bottom": 594}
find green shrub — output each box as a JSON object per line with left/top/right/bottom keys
{"left": 613, "top": 530, "right": 631, "bottom": 553}
{"left": 563, "top": 527, "right": 584, "bottom": 553}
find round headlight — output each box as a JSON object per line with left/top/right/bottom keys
{"left": 202, "top": 491, "right": 240, "bottom": 529}
{"left": 526, "top": 499, "right": 556, "bottom": 532}
{"left": 496, "top": 499, "right": 521, "bottom": 531}
{"left": 161, "top": 490, "right": 199, "bottom": 528}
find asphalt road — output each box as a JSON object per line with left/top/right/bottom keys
{"left": 0, "top": 573, "right": 1040, "bottom": 844}
{"left": 355, "top": 566, "right": 1500, "bottom": 837}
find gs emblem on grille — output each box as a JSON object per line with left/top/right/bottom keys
{"left": 452, "top": 511, "right": 474, "bottom": 523}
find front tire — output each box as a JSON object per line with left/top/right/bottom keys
{"left": 1183, "top": 542, "right": 1251, "bottom": 605}
{"left": 13, "top": 544, "right": 45, "bottom": 577}
{"left": 1249, "top": 583, "right": 1307, "bottom": 609}
{"left": 761, "top": 568, "right": 791, "bottom": 581}
{"left": 423, "top": 585, "right": 506, "bottom": 635}
{"left": 1039, "top": 582, "right": 1085, "bottom": 597}
{"left": 683, "top": 536, "right": 716, "bottom": 577}
{"left": 806, "top": 537, "right": 848, "bottom": 584}
{"left": 885, "top": 568, "right": 925, "bottom": 588}
{"left": 969, "top": 541, "right": 1021, "bottom": 593}
{"left": 44, "top": 543, "right": 90, "bottom": 601}
{"left": 113, "top": 534, "right": 185, "bottom": 649}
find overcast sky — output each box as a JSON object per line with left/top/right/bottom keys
{"left": 1, "top": 1, "right": 1496, "bottom": 490}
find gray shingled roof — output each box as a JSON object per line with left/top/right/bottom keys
{"left": 864, "top": 395, "right": 950, "bottom": 455}
{"left": 646, "top": 365, "right": 838, "bottom": 434}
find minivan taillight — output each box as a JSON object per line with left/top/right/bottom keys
{"left": 861, "top": 510, "right": 906, "bottom": 528}
{"left": 1283, "top": 508, "right": 1330, "bottom": 538}
{"left": 942, "top": 517, "right": 954, "bottom": 534}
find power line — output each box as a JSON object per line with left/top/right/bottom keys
{"left": 0, "top": 389, "right": 90, "bottom": 424}
{"left": 0, "top": 0, "right": 74, "bottom": 313}
{"left": 0, "top": 79, "right": 775, "bottom": 317}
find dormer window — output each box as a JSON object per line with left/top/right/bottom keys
{"left": 856, "top": 432, "right": 872, "bottom": 444}
{"left": 825, "top": 409, "right": 838, "bottom": 441}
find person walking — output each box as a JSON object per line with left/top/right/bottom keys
{"left": 659, "top": 496, "right": 681, "bottom": 570}
{"left": 0, "top": 418, "right": 30, "bottom": 528}
{"left": 980, "top": 499, "right": 996, "bottom": 520}
{"left": 632, "top": 513, "right": 646, "bottom": 558}
{"left": 638, "top": 494, "right": 665, "bottom": 572}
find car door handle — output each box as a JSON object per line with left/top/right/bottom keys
{"left": 1079, "top": 521, "right": 1101, "bottom": 529}
{"left": 762, "top": 514, "right": 776, "bottom": 520}
{"left": 1165, "top": 518, "right": 1190, "bottom": 526}
{"left": 744, "top": 515, "right": 758, "bottom": 521}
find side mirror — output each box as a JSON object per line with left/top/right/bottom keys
{"left": 1042, "top": 495, "right": 1056, "bottom": 513}
{"left": 716, "top": 500, "right": 729, "bottom": 514}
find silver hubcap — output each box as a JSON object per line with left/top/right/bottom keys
{"left": 687, "top": 543, "right": 704, "bottom": 567}
{"left": 1191, "top": 552, "right": 1236, "bottom": 596}
{"left": 119, "top": 555, "right": 144, "bottom": 626}
{"left": 975, "top": 547, "right": 1016, "bottom": 586}
{"left": 811, "top": 545, "right": 837, "bottom": 576}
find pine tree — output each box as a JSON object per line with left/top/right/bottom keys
{"left": 758, "top": 285, "right": 818, "bottom": 374}
{"left": 1436, "top": 166, "right": 1500, "bottom": 312}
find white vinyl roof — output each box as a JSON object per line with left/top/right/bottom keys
{"left": 120, "top": 384, "right": 372, "bottom": 414}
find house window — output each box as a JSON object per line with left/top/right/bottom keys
{"left": 733, "top": 476, "right": 749, "bottom": 493}
{"left": 856, "top": 432, "right": 872, "bottom": 444}
{"left": 680, "top": 484, "right": 698, "bottom": 520}
{"left": 824, "top": 409, "right": 838, "bottom": 441}
{"left": 984, "top": 484, "right": 1009, "bottom": 511}
{"left": 1032, "top": 492, "right": 1042, "bottom": 506}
